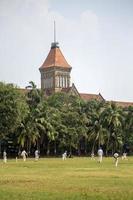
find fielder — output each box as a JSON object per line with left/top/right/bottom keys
{"left": 21, "top": 150, "right": 28, "bottom": 161}
{"left": 122, "top": 152, "right": 128, "bottom": 160}
{"left": 62, "top": 151, "right": 67, "bottom": 160}
{"left": 97, "top": 147, "right": 103, "bottom": 163}
{"left": 3, "top": 151, "right": 7, "bottom": 163}
{"left": 113, "top": 152, "right": 119, "bottom": 167}
{"left": 35, "top": 150, "right": 39, "bottom": 161}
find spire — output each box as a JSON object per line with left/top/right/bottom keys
{"left": 39, "top": 21, "right": 71, "bottom": 70}
{"left": 51, "top": 21, "right": 59, "bottom": 49}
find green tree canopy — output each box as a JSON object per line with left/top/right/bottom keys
{"left": 0, "top": 82, "right": 28, "bottom": 140}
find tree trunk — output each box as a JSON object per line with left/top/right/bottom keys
{"left": 69, "top": 144, "right": 72, "bottom": 155}
{"left": 54, "top": 141, "right": 57, "bottom": 155}
{"left": 106, "top": 133, "right": 110, "bottom": 156}
{"left": 91, "top": 139, "right": 96, "bottom": 154}
{"left": 28, "top": 139, "right": 31, "bottom": 156}
{"left": 84, "top": 138, "right": 87, "bottom": 155}
{"left": 47, "top": 142, "right": 50, "bottom": 156}
{"left": 36, "top": 139, "right": 40, "bottom": 151}
{"left": 0, "top": 141, "right": 1, "bottom": 154}
{"left": 77, "top": 142, "right": 81, "bottom": 156}
{"left": 26, "top": 139, "right": 31, "bottom": 156}
{"left": 98, "top": 134, "right": 101, "bottom": 149}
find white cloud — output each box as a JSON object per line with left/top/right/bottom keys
{"left": 0, "top": 0, "right": 49, "bottom": 17}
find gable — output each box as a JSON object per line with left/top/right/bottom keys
{"left": 68, "top": 84, "right": 80, "bottom": 97}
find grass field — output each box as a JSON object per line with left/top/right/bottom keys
{"left": 0, "top": 157, "right": 133, "bottom": 200}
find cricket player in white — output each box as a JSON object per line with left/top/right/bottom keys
{"left": 122, "top": 152, "right": 127, "bottom": 160}
{"left": 35, "top": 150, "right": 39, "bottom": 161}
{"left": 114, "top": 152, "right": 119, "bottom": 167}
{"left": 97, "top": 148, "right": 103, "bottom": 163}
{"left": 62, "top": 151, "right": 67, "bottom": 160}
{"left": 21, "top": 150, "right": 27, "bottom": 161}
{"left": 3, "top": 151, "right": 7, "bottom": 163}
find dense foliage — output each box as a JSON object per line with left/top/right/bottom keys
{"left": 0, "top": 82, "right": 133, "bottom": 156}
{"left": 0, "top": 82, "right": 28, "bottom": 139}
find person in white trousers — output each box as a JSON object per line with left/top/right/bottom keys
{"left": 35, "top": 150, "right": 39, "bottom": 161}
{"left": 3, "top": 151, "right": 7, "bottom": 163}
{"left": 62, "top": 151, "right": 67, "bottom": 160}
{"left": 114, "top": 152, "right": 119, "bottom": 167}
{"left": 122, "top": 152, "right": 128, "bottom": 160}
{"left": 21, "top": 150, "right": 28, "bottom": 162}
{"left": 97, "top": 148, "right": 103, "bottom": 163}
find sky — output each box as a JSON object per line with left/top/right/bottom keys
{"left": 0, "top": 0, "right": 133, "bottom": 102}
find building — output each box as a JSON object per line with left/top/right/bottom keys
{"left": 38, "top": 38, "right": 133, "bottom": 107}
{"left": 39, "top": 41, "right": 71, "bottom": 95}
{"left": 39, "top": 39, "right": 105, "bottom": 102}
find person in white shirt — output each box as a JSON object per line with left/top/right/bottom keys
{"left": 62, "top": 151, "right": 67, "bottom": 160}
{"left": 97, "top": 148, "right": 103, "bottom": 163}
{"left": 35, "top": 150, "right": 39, "bottom": 161}
{"left": 113, "top": 152, "right": 119, "bottom": 167}
{"left": 122, "top": 152, "right": 128, "bottom": 160}
{"left": 21, "top": 150, "right": 27, "bottom": 161}
{"left": 3, "top": 151, "right": 7, "bottom": 163}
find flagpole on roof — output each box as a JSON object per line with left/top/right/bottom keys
{"left": 54, "top": 21, "right": 56, "bottom": 43}
{"left": 51, "top": 21, "right": 59, "bottom": 48}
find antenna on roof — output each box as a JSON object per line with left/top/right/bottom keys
{"left": 51, "top": 21, "right": 59, "bottom": 49}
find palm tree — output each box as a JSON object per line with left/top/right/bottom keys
{"left": 122, "top": 106, "right": 133, "bottom": 150}
{"left": 84, "top": 100, "right": 106, "bottom": 154}
{"left": 102, "top": 102, "right": 123, "bottom": 155}
{"left": 88, "top": 114, "right": 107, "bottom": 154}
{"left": 17, "top": 114, "right": 41, "bottom": 153}
{"left": 26, "top": 81, "right": 44, "bottom": 109}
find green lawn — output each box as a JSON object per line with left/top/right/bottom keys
{"left": 0, "top": 157, "right": 133, "bottom": 200}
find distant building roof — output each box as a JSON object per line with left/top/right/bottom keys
{"left": 39, "top": 44, "right": 71, "bottom": 69}
{"left": 108, "top": 100, "right": 133, "bottom": 108}
{"left": 80, "top": 93, "right": 105, "bottom": 101}
{"left": 18, "top": 88, "right": 133, "bottom": 108}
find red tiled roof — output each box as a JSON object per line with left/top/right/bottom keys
{"left": 108, "top": 101, "right": 133, "bottom": 108}
{"left": 40, "top": 47, "right": 71, "bottom": 69}
{"left": 80, "top": 93, "right": 104, "bottom": 101}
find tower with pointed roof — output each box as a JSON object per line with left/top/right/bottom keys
{"left": 39, "top": 23, "right": 72, "bottom": 95}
